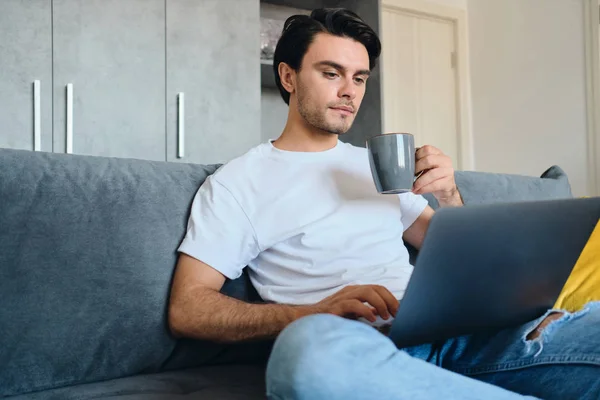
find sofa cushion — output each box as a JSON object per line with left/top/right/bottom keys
{"left": 5, "top": 365, "right": 266, "bottom": 400}
{"left": 419, "top": 166, "right": 572, "bottom": 210}
{"left": 454, "top": 165, "right": 572, "bottom": 205}
{"left": 408, "top": 166, "right": 573, "bottom": 263}
{"left": 0, "top": 149, "right": 264, "bottom": 397}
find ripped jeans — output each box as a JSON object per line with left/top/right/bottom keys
{"left": 266, "top": 302, "right": 600, "bottom": 400}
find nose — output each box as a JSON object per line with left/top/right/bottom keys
{"left": 338, "top": 77, "right": 356, "bottom": 101}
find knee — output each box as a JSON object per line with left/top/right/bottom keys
{"left": 267, "top": 314, "right": 350, "bottom": 375}
{"left": 266, "top": 314, "right": 387, "bottom": 399}
{"left": 275, "top": 313, "right": 350, "bottom": 347}
{"left": 265, "top": 314, "right": 353, "bottom": 398}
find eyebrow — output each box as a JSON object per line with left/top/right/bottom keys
{"left": 314, "top": 60, "right": 371, "bottom": 76}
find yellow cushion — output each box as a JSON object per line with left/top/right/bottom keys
{"left": 553, "top": 219, "right": 600, "bottom": 312}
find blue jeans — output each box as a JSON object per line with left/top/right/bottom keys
{"left": 266, "top": 302, "right": 600, "bottom": 400}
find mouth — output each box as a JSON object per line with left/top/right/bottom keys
{"left": 330, "top": 106, "right": 354, "bottom": 116}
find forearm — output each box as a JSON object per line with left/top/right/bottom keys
{"left": 169, "top": 286, "right": 314, "bottom": 342}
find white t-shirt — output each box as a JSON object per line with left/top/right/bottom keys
{"left": 178, "top": 139, "right": 429, "bottom": 305}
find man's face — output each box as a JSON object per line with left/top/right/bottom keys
{"left": 294, "top": 33, "right": 370, "bottom": 135}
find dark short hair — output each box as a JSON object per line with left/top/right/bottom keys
{"left": 272, "top": 8, "right": 381, "bottom": 105}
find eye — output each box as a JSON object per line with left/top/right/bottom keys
{"left": 354, "top": 77, "right": 366, "bottom": 85}
{"left": 323, "top": 71, "right": 339, "bottom": 79}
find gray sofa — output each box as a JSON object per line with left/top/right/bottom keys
{"left": 0, "top": 148, "right": 573, "bottom": 399}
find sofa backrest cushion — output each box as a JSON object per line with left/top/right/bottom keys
{"left": 406, "top": 165, "right": 573, "bottom": 263}
{"left": 455, "top": 165, "right": 573, "bottom": 205}
{"left": 0, "top": 149, "right": 231, "bottom": 396}
{"left": 419, "top": 166, "right": 572, "bottom": 210}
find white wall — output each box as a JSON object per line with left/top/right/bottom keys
{"left": 467, "top": 0, "right": 589, "bottom": 196}
{"left": 424, "top": 0, "right": 466, "bottom": 9}
{"left": 261, "top": 88, "right": 288, "bottom": 142}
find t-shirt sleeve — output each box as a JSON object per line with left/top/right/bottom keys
{"left": 177, "top": 176, "right": 260, "bottom": 280}
{"left": 398, "top": 191, "right": 429, "bottom": 231}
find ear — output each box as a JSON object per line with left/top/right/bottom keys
{"left": 278, "top": 62, "right": 296, "bottom": 95}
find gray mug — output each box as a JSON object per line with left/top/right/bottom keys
{"left": 367, "top": 133, "right": 416, "bottom": 194}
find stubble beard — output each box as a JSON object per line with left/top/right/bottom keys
{"left": 296, "top": 81, "right": 354, "bottom": 136}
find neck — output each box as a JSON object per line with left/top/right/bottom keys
{"left": 272, "top": 100, "right": 338, "bottom": 152}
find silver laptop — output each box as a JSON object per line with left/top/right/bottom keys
{"left": 389, "top": 197, "right": 600, "bottom": 348}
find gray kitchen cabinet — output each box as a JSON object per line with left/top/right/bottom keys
{"left": 166, "top": 0, "right": 261, "bottom": 165}
{"left": 52, "top": 0, "right": 166, "bottom": 161}
{"left": 0, "top": 0, "right": 53, "bottom": 152}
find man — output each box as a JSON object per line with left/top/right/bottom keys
{"left": 168, "top": 8, "right": 600, "bottom": 400}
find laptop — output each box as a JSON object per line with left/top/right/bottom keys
{"left": 388, "top": 197, "right": 600, "bottom": 349}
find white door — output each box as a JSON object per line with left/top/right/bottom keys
{"left": 382, "top": 7, "right": 460, "bottom": 167}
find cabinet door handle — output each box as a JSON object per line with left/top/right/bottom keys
{"left": 66, "top": 83, "right": 73, "bottom": 154}
{"left": 177, "top": 92, "right": 185, "bottom": 159}
{"left": 33, "top": 80, "right": 41, "bottom": 151}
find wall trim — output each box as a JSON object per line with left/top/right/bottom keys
{"left": 584, "top": 0, "right": 600, "bottom": 195}
{"left": 381, "top": 0, "right": 474, "bottom": 171}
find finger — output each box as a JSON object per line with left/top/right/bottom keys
{"left": 413, "top": 167, "right": 452, "bottom": 192}
{"left": 413, "top": 171, "right": 452, "bottom": 194}
{"left": 338, "top": 285, "right": 355, "bottom": 294}
{"left": 353, "top": 288, "right": 390, "bottom": 319}
{"left": 415, "top": 154, "right": 451, "bottom": 174}
{"left": 371, "top": 285, "right": 400, "bottom": 317}
{"left": 343, "top": 300, "right": 377, "bottom": 322}
{"left": 415, "top": 145, "right": 443, "bottom": 160}
{"left": 415, "top": 175, "right": 455, "bottom": 195}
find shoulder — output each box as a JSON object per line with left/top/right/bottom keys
{"left": 210, "top": 143, "right": 269, "bottom": 188}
